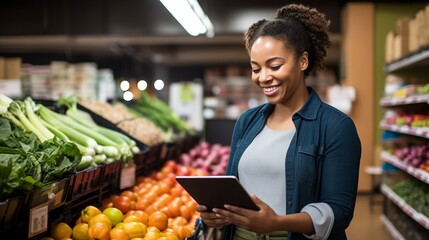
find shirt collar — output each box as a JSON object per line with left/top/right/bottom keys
{"left": 259, "top": 87, "right": 322, "bottom": 120}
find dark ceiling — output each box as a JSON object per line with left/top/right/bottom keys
{"left": 0, "top": 0, "right": 426, "bottom": 78}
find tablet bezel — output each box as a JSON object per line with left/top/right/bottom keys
{"left": 175, "top": 175, "right": 260, "bottom": 212}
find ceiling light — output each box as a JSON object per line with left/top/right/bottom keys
{"left": 159, "top": 0, "right": 214, "bottom": 37}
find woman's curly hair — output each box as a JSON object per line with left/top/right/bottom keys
{"left": 244, "top": 4, "right": 331, "bottom": 76}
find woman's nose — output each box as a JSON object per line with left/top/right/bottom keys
{"left": 258, "top": 69, "right": 272, "bottom": 82}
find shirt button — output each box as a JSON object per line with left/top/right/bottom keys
{"left": 287, "top": 201, "right": 292, "bottom": 207}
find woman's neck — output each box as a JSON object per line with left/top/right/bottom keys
{"left": 267, "top": 87, "right": 309, "bottom": 130}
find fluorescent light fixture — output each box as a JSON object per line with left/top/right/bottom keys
{"left": 159, "top": 0, "right": 214, "bottom": 37}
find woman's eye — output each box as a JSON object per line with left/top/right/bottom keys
{"left": 252, "top": 69, "right": 260, "bottom": 73}
{"left": 270, "top": 65, "right": 281, "bottom": 70}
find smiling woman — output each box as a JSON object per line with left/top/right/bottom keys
{"left": 196, "top": 3, "right": 361, "bottom": 240}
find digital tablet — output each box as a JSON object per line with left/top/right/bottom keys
{"left": 175, "top": 175, "right": 260, "bottom": 212}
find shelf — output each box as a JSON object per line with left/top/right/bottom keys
{"left": 385, "top": 48, "right": 429, "bottom": 73}
{"left": 380, "top": 94, "right": 429, "bottom": 107}
{"left": 380, "top": 121, "right": 429, "bottom": 138}
{"left": 381, "top": 151, "right": 429, "bottom": 184}
{"left": 380, "top": 214, "right": 406, "bottom": 240}
{"left": 381, "top": 184, "right": 429, "bottom": 230}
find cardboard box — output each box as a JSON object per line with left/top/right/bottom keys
{"left": 395, "top": 17, "right": 410, "bottom": 57}
{"left": 415, "top": 10, "right": 425, "bottom": 50}
{"left": 5, "top": 57, "right": 21, "bottom": 79}
{"left": 385, "top": 31, "right": 395, "bottom": 63}
{"left": 408, "top": 18, "right": 418, "bottom": 53}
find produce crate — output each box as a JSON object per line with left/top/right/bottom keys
{"left": 134, "top": 149, "right": 149, "bottom": 177}
{"left": 99, "top": 161, "right": 122, "bottom": 200}
{"left": 143, "top": 143, "right": 166, "bottom": 175}
{"left": 25, "top": 177, "right": 70, "bottom": 211}
{"left": 164, "top": 141, "right": 180, "bottom": 161}
{"left": 67, "top": 166, "right": 103, "bottom": 202}
{"left": 0, "top": 195, "right": 26, "bottom": 233}
{"left": 186, "top": 218, "right": 207, "bottom": 240}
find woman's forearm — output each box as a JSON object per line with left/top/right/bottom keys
{"left": 274, "top": 212, "right": 315, "bottom": 234}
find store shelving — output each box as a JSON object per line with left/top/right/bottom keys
{"left": 381, "top": 184, "right": 429, "bottom": 230}
{"left": 380, "top": 121, "right": 429, "bottom": 138}
{"left": 384, "top": 48, "right": 429, "bottom": 73}
{"left": 380, "top": 94, "right": 429, "bottom": 107}
{"left": 381, "top": 30, "right": 429, "bottom": 239}
{"left": 380, "top": 214, "right": 406, "bottom": 240}
{"left": 381, "top": 151, "right": 429, "bottom": 184}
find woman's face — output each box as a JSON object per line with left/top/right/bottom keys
{"left": 250, "top": 36, "right": 308, "bottom": 106}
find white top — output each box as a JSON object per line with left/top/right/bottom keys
{"left": 238, "top": 125, "right": 295, "bottom": 214}
{"left": 237, "top": 125, "right": 334, "bottom": 240}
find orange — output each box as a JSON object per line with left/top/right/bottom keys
{"left": 87, "top": 222, "right": 110, "bottom": 240}
{"left": 110, "top": 227, "right": 130, "bottom": 240}
{"left": 72, "top": 223, "right": 89, "bottom": 240}
{"left": 50, "top": 222, "right": 72, "bottom": 240}
{"left": 122, "top": 222, "right": 147, "bottom": 239}
{"left": 88, "top": 213, "right": 113, "bottom": 229}
{"left": 148, "top": 211, "right": 168, "bottom": 231}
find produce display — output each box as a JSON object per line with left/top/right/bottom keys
{"left": 41, "top": 161, "right": 206, "bottom": 240}
{"left": 384, "top": 112, "right": 429, "bottom": 128}
{"left": 79, "top": 101, "right": 135, "bottom": 124}
{"left": 132, "top": 92, "right": 193, "bottom": 135}
{"left": 390, "top": 83, "right": 429, "bottom": 98}
{"left": 79, "top": 100, "right": 167, "bottom": 146}
{"left": 392, "top": 144, "right": 429, "bottom": 171}
{"left": 178, "top": 142, "right": 230, "bottom": 176}
{"left": 385, "top": 199, "right": 429, "bottom": 240}
{"left": 391, "top": 178, "right": 429, "bottom": 217}
{"left": 44, "top": 206, "right": 192, "bottom": 240}
{"left": 0, "top": 116, "right": 80, "bottom": 200}
{"left": 0, "top": 93, "right": 212, "bottom": 239}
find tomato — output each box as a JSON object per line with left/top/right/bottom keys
{"left": 103, "top": 207, "right": 124, "bottom": 226}
{"left": 81, "top": 206, "right": 102, "bottom": 223}
{"left": 71, "top": 223, "right": 89, "bottom": 240}
{"left": 109, "top": 227, "right": 130, "bottom": 240}
{"left": 88, "top": 213, "right": 113, "bottom": 229}
{"left": 113, "top": 196, "right": 132, "bottom": 214}
{"left": 148, "top": 211, "right": 168, "bottom": 231}
{"left": 121, "top": 222, "right": 147, "bottom": 239}
{"left": 121, "top": 190, "right": 137, "bottom": 202}
{"left": 87, "top": 222, "right": 110, "bottom": 240}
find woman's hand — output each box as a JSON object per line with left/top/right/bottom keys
{"left": 196, "top": 205, "right": 231, "bottom": 228}
{"left": 212, "top": 195, "right": 280, "bottom": 234}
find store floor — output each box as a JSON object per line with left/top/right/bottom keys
{"left": 347, "top": 193, "right": 391, "bottom": 240}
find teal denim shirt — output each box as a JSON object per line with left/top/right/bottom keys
{"left": 222, "top": 87, "right": 361, "bottom": 240}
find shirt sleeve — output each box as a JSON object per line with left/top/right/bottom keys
{"left": 301, "top": 203, "right": 334, "bottom": 240}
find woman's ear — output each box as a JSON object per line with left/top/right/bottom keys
{"left": 300, "top": 52, "right": 309, "bottom": 71}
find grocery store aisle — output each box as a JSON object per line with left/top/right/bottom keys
{"left": 347, "top": 194, "right": 391, "bottom": 240}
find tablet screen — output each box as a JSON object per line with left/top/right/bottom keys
{"left": 175, "top": 175, "right": 260, "bottom": 212}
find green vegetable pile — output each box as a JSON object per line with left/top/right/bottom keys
{"left": 131, "top": 91, "right": 195, "bottom": 137}
{"left": 0, "top": 117, "right": 81, "bottom": 200}
{"left": 391, "top": 178, "right": 429, "bottom": 217}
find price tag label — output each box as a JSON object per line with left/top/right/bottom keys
{"left": 28, "top": 203, "right": 48, "bottom": 238}
{"left": 120, "top": 163, "right": 136, "bottom": 189}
